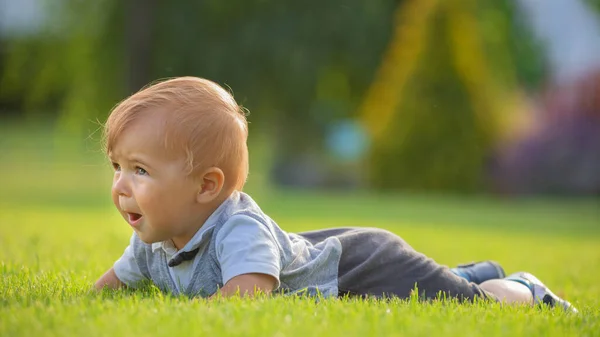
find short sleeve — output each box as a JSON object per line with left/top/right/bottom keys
{"left": 113, "top": 233, "right": 148, "bottom": 287}
{"left": 215, "top": 215, "right": 281, "bottom": 289}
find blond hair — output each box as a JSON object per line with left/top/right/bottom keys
{"left": 103, "top": 77, "right": 249, "bottom": 191}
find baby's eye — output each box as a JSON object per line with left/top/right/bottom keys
{"left": 135, "top": 167, "right": 148, "bottom": 176}
{"left": 112, "top": 162, "right": 121, "bottom": 171}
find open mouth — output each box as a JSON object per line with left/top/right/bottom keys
{"left": 127, "top": 212, "right": 143, "bottom": 225}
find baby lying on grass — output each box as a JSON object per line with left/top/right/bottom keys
{"left": 95, "top": 77, "right": 576, "bottom": 312}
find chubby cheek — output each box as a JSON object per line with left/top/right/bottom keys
{"left": 133, "top": 182, "right": 160, "bottom": 213}
{"left": 142, "top": 185, "right": 189, "bottom": 223}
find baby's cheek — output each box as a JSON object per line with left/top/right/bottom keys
{"left": 135, "top": 191, "right": 154, "bottom": 210}
{"left": 135, "top": 181, "right": 155, "bottom": 200}
{"left": 137, "top": 186, "right": 168, "bottom": 215}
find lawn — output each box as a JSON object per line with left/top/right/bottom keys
{"left": 1, "top": 124, "right": 599, "bottom": 336}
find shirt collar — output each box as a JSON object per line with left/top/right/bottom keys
{"left": 151, "top": 191, "right": 237, "bottom": 254}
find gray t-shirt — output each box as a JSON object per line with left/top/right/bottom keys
{"left": 113, "top": 191, "right": 343, "bottom": 298}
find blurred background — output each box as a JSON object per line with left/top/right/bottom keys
{"left": 1, "top": 0, "right": 600, "bottom": 209}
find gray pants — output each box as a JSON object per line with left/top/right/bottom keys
{"left": 299, "top": 227, "right": 494, "bottom": 301}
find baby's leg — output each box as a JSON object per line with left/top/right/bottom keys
{"left": 300, "top": 227, "right": 493, "bottom": 301}
{"left": 479, "top": 279, "right": 532, "bottom": 304}
{"left": 450, "top": 262, "right": 534, "bottom": 304}
{"left": 301, "top": 228, "right": 527, "bottom": 303}
{"left": 300, "top": 227, "right": 576, "bottom": 311}
{"left": 479, "top": 272, "right": 577, "bottom": 312}
{"left": 450, "top": 261, "right": 505, "bottom": 284}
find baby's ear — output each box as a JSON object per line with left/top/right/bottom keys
{"left": 196, "top": 167, "right": 225, "bottom": 203}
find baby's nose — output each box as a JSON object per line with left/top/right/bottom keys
{"left": 112, "top": 173, "right": 132, "bottom": 197}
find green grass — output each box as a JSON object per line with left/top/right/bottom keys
{"left": 1, "top": 123, "right": 599, "bottom": 336}
{"left": 1, "top": 197, "right": 599, "bottom": 336}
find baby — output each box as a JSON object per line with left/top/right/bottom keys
{"left": 95, "top": 77, "right": 576, "bottom": 312}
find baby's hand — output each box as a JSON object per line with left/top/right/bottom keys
{"left": 94, "top": 268, "right": 125, "bottom": 290}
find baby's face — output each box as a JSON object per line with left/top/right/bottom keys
{"left": 108, "top": 114, "right": 202, "bottom": 245}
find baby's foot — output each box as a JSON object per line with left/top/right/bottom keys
{"left": 505, "top": 271, "right": 578, "bottom": 313}
{"left": 450, "top": 261, "right": 505, "bottom": 284}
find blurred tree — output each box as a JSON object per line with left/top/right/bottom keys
{"left": 0, "top": 0, "right": 396, "bottom": 155}
{"left": 587, "top": 0, "right": 600, "bottom": 12}
{"left": 360, "top": 0, "right": 545, "bottom": 192}
{"left": 0, "top": 0, "right": 545, "bottom": 192}
{"left": 126, "top": 0, "right": 158, "bottom": 93}
{"left": 0, "top": 0, "right": 124, "bottom": 139}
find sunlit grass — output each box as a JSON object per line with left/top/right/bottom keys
{"left": 1, "top": 124, "right": 599, "bottom": 336}
{"left": 1, "top": 198, "right": 599, "bottom": 337}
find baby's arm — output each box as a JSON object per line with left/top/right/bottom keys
{"left": 94, "top": 234, "right": 148, "bottom": 291}
{"left": 95, "top": 268, "right": 125, "bottom": 290}
{"left": 215, "top": 273, "right": 277, "bottom": 298}
{"left": 214, "top": 215, "right": 281, "bottom": 298}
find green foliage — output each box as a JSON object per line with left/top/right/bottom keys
{"left": 0, "top": 0, "right": 396, "bottom": 136}
{"left": 586, "top": 0, "right": 600, "bottom": 13}
{"left": 367, "top": 1, "right": 545, "bottom": 192}
{"left": 369, "top": 7, "right": 489, "bottom": 192}
{"left": 482, "top": 0, "right": 547, "bottom": 90}
{"left": 0, "top": 0, "right": 125, "bottom": 154}
{"left": 0, "top": 0, "right": 547, "bottom": 192}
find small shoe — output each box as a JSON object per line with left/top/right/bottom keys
{"left": 505, "top": 272, "right": 578, "bottom": 313}
{"left": 450, "top": 261, "right": 506, "bottom": 284}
